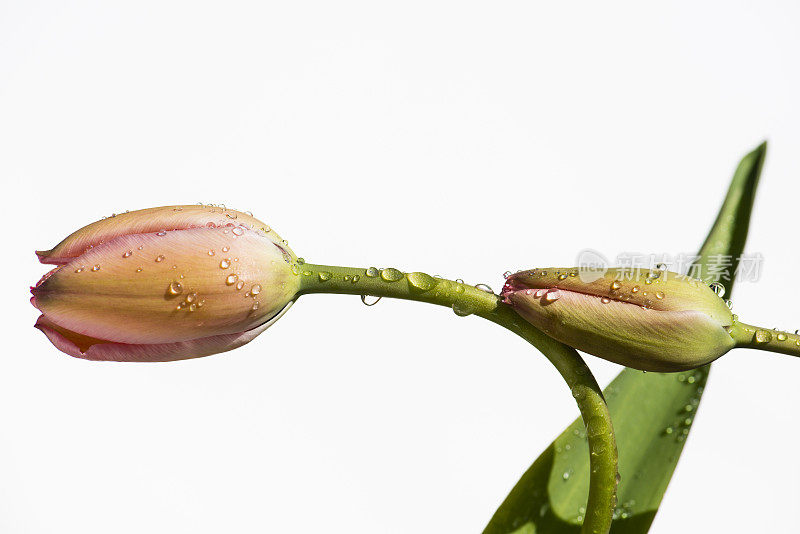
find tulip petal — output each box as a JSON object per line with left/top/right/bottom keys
{"left": 36, "top": 205, "right": 295, "bottom": 265}
{"left": 505, "top": 288, "right": 735, "bottom": 372}
{"left": 34, "top": 302, "right": 292, "bottom": 362}
{"left": 505, "top": 267, "right": 733, "bottom": 326}
{"left": 32, "top": 226, "right": 299, "bottom": 344}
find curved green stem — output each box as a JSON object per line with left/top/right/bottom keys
{"left": 730, "top": 321, "right": 800, "bottom": 356}
{"left": 296, "top": 263, "right": 618, "bottom": 534}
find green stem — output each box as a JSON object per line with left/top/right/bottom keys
{"left": 729, "top": 321, "right": 800, "bottom": 356}
{"left": 296, "top": 263, "right": 618, "bottom": 534}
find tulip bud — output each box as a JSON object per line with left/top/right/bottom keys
{"left": 31, "top": 205, "right": 300, "bottom": 362}
{"left": 501, "top": 267, "right": 736, "bottom": 372}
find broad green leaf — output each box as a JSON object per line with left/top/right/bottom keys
{"left": 483, "top": 143, "right": 767, "bottom": 534}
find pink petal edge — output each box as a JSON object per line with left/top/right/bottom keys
{"left": 34, "top": 302, "right": 293, "bottom": 362}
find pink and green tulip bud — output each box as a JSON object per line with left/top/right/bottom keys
{"left": 501, "top": 267, "right": 736, "bottom": 372}
{"left": 31, "top": 205, "right": 300, "bottom": 362}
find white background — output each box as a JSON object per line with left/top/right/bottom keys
{"left": 2, "top": 2, "right": 799, "bottom": 533}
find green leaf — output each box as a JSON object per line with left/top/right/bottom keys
{"left": 483, "top": 142, "right": 767, "bottom": 534}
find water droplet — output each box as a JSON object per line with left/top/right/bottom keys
{"left": 123, "top": 250, "right": 132, "bottom": 258}
{"left": 220, "top": 259, "right": 231, "bottom": 269}
{"left": 136, "top": 267, "right": 143, "bottom": 272}
{"left": 380, "top": 268, "right": 404, "bottom": 282}
{"left": 251, "top": 284, "right": 262, "bottom": 295}
{"left": 562, "top": 469, "right": 572, "bottom": 481}
{"left": 361, "top": 295, "right": 381, "bottom": 306}
{"left": 208, "top": 250, "right": 215, "bottom": 256}
{"left": 452, "top": 302, "right": 473, "bottom": 317}
{"left": 168, "top": 281, "right": 183, "bottom": 295}
{"left": 558, "top": 273, "right": 568, "bottom": 280}
{"left": 655, "top": 262, "right": 667, "bottom": 271}
{"left": 189, "top": 303, "right": 197, "bottom": 312}
{"left": 503, "top": 271, "right": 512, "bottom": 279}
{"left": 91, "top": 264, "right": 100, "bottom": 271}
{"left": 631, "top": 285, "right": 640, "bottom": 293}
{"left": 611, "top": 281, "right": 622, "bottom": 291}
{"left": 319, "top": 271, "right": 332, "bottom": 281}
{"left": 655, "top": 291, "right": 665, "bottom": 300}
{"left": 232, "top": 226, "right": 244, "bottom": 236}
{"left": 755, "top": 330, "right": 772, "bottom": 343}
{"left": 601, "top": 297, "right": 611, "bottom": 304}
{"left": 475, "top": 283, "right": 494, "bottom": 293}
{"left": 197, "top": 300, "right": 205, "bottom": 308}
{"left": 544, "top": 289, "right": 561, "bottom": 302}
{"left": 156, "top": 230, "right": 167, "bottom": 236}
{"left": 226, "top": 274, "right": 238, "bottom": 285}
{"left": 709, "top": 282, "right": 725, "bottom": 297}
{"left": 647, "top": 270, "right": 661, "bottom": 280}
{"left": 351, "top": 275, "right": 360, "bottom": 283}
{"left": 226, "top": 212, "right": 238, "bottom": 220}
{"left": 252, "top": 301, "right": 260, "bottom": 311}
{"left": 186, "top": 292, "right": 197, "bottom": 304}
{"left": 365, "top": 267, "right": 379, "bottom": 277}
{"left": 244, "top": 210, "right": 253, "bottom": 216}
{"left": 222, "top": 246, "right": 230, "bottom": 253}
{"left": 234, "top": 280, "right": 244, "bottom": 290}
{"left": 665, "top": 426, "right": 673, "bottom": 435}
{"left": 725, "top": 300, "right": 733, "bottom": 309}
{"left": 777, "top": 332, "right": 788, "bottom": 342}
{"left": 138, "top": 245, "right": 144, "bottom": 250}
{"left": 74, "top": 266, "right": 84, "bottom": 273}
{"left": 408, "top": 272, "right": 436, "bottom": 291}
{"left": 155, "top": 255, "right": 165, "bottom": 262}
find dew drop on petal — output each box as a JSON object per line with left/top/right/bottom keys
{"left": 91, "top": 264, "right": 100, "bottom": 271}
{"left": 208, "top": 250, "right": 215, "bottom": 256}
{"left": 232, "top": 226, "right": 244, "bottom": 236}
{"left": 156, "top": 230, "right": 167, "bottom": 236}
{"left": 226, "top": 274, "right": 238, "bottom": 285}
{"left": 709, "top": 282, "right": 725, "bottom": 297}
{"left": 220, "top": 259, "right": 231, "bottom": 269}
{"left": 186, "top": 292, "right": 197, "bottom": 304}
{"left": 777, "top": 332, "right": 788, "bottom": 341}
{"left": 236, "top": 280, "right": 244, "bottom": 290}
{"left": 544, "top": 289, "right": 561, "bottom": 302}
{"left": 74, "top": 266, "right": 84, "bottom": 273}
{"left": 655, "top": 291, "right": 665, "bottom": 300}
{"left": 611, "top": 281, "right": 622, "bottom": 291}
{"left": 222, "top": 246, "right": 230, "bottom": 252}
{"left": 601, "top": 297, "right": 611, "bottom": 304}
{"left": 631, "top": 285, "right": 640, "bottom": 293}
{"left": 365, "top": 267, "right": 379, "bottom": 278}
{"left": 251, "top": 284, "right": 262, "bottom": 295}
{"left": 252, "top": 301, "right": 260, "bottom": 311}
{"left": 123, "top": 250, "right": 132, "bottom": 258}
{"left": 155, "top": 255, "right": 165, "bottom": 263}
